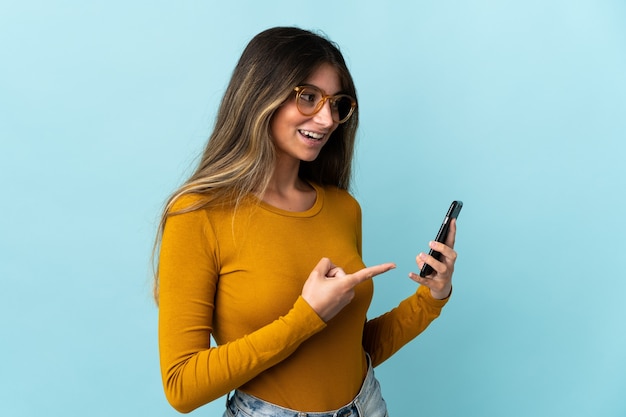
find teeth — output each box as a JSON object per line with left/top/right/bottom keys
{"left": 300, "top": 129, "right": 324, "bottom": 140}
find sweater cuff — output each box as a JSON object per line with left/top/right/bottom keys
{"left": 417, "top": 284, "right": 451, "bottom": 308}
{"left": 291, "top": 296, "right": 327, "bottom": 334}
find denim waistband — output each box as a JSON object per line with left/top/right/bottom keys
{"left": 225, "top": 355, "right": 387, "bottom": 417}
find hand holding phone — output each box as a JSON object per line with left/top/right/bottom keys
{"left": 419, "top": 201, "right": 463, "bottom": 278}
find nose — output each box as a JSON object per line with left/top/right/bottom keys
{"left": 313, "top": 99, "right": 335, "bottom": 126}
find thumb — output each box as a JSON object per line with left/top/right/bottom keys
{"left": 312, "top": 257, "right": 335, "bottom": 278}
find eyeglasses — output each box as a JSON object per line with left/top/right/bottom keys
{"left": 293, "top": 85, "right": 357, "bottom": 124}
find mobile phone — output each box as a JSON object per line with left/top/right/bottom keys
{"left": 419, "top": 200, "right": 463, "bottom": 278}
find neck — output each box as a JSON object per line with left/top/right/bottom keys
{"left": 260, "top": 156, "right": 316, "bottom": 211}
{"left": 266, "top": 154, "right": 303, "bottom": 194}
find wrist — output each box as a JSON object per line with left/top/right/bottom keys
{"left": 430, "top": 285, "right": 452, "bottom": 300}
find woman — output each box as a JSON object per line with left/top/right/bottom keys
{"left": 155, "top": 26, "right": 458, "bottom": 416}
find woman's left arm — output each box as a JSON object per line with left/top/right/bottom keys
{"left": 362, "top": 219, "right": 458, "bottom": 366}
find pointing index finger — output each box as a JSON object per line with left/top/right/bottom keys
{"left": 347, "top": 263, "right": 396, "bottom": 286}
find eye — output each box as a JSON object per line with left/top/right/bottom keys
{"left": 297, "top": 86, "right": 323, "bottom": 107}
{"left": 300, "top": 93, "right": 317, "bottom": 104}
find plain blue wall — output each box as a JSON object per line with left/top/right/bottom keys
{"left": 1, "top": 1, "right": 625, "bottom": 416}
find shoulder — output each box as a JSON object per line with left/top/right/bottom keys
{"left": 163, "top": 194, "right": 212, "bottom": 235}
{"left": 319, "top": 184, "right": 359, "bottom": 204}
{"left": 169, "top": 193, "right": 207, "bottom": 212}
{"left": 168, "top": 191, "right": 236, "bottom": 215}
{"left": 313, "top": 183, "right": 361, "bottom": 216}
{"left": 165, "top": 192, "right": 229, "bottom": 231}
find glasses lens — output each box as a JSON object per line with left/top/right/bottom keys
{"left": 296, "top": 87, "right": 322, "bottom": 116}
{"left": 332, "top": 96, "right": 355, "bottom": 123}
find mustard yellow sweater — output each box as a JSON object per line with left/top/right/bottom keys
{"left": 158, "top": 182, "right": 448, "bottom": 413}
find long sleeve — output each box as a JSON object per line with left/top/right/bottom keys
{"left": 157, "top": 203, "right": 326, "bottom": 413}
{"left": 362, "top": 285, "right": 450, "bottom": 367}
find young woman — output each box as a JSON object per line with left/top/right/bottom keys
{"left": 155, "top": 26, "right": 458, "bottom": 417}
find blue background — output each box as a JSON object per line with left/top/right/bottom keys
{"left": 1, "top": 1, "right": 625, "bottom": 416}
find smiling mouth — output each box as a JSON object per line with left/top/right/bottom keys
{"left": 299, "top": 129, "right": 325, "bottom": 141}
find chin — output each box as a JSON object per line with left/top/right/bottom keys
{"left": 300, "top": 151, "right": 323, "bottom": 162}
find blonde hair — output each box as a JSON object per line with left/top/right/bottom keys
{"left": 152, "top": 27, "right": 359, "bottom": 301}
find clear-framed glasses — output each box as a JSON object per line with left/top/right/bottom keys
{"left": 293, "top": 85, "right": 357, "bottom": 124}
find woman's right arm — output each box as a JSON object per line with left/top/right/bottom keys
{"left": 158, "top": 203, "right": 395, "bottom": 413}
{"left": 158, "top": 207, "right": 326, "bottom": 413}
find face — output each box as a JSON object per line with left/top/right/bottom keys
{"left": 270, "top": 63, "right": 342, "bottom": 164}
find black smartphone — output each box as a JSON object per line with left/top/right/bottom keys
{"left": 419, "top": 200, "right": 463, "bottom": 278}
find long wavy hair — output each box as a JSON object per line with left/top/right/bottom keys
{"left": 152, "top": 27, "right": 359, "bottom": 301}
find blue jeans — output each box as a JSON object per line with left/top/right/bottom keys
{"left": 223, "top": 356, "right": 388, "bottom": 417}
